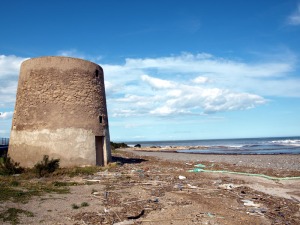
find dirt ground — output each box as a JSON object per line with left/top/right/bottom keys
{"left": 1, "top": 150, "right": 300, "bottom": 225}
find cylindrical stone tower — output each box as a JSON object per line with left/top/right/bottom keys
{"left": 8, "top": 56, "right": 111, "bottom": 167}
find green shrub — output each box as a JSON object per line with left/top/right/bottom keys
{"left": 52, "top": 181, "right": 78, "bottom": 187}
{"left": 66, "top": 166, "right": 100, "bottom": 177}
{"left": 81, "top": 202, "right": 89, "bottom": 207}
{"left": 10, "top": 181, "right": 20, "bottom": 187}
{"left": 34, "top": 155, "right": 60, "bottom": 177}
{"left": 0, "top": 156, "right": 24, "bottom": 175}
{"left": 110, "top": 142, "right": 129, "bottom": 150}
{"left": 72, "top": 204, "right": 80, "bottom": 209}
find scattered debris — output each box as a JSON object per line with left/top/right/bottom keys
{"left": 196, "top": 212, "right": 225, "bottom": 219}
{"left": 218, "top": 183, "right": 236, "bottom": 190}
{"left": 241, "top": 200, "right": 261, "bottom": 208}
{"left": 127, "top": 209, "right": 145, "bottom": 219}
{"left": 247, "top": 208, "right": 267, "bottom": 216}
{"left": 173, "top": 184, "right": 183, "bottom": 191}
{"left": 104, "top": 208, "right": 110, "bottom": 213}
{"left": 178, "top": 175, "right": 186, "bottom": 180}
{"left": 113, "top": 220, "right": 135, "bottom": 225}
{"left": 188, "top": 168, "right": 204, "bottom": 173}
{"left": 187, "top": 168, "right": 300, "bottom": 180}
{"left": 86, "top": 179, "right": 101, "bottom": 183}
{"left": 91, "top": 191, "right": 101, "bottom": 196}
{"left": 1, "top": 150, "right": 300, "bottom": 225}
{"left": 187, "top": 184, "right": 198, "bottom": 189}
{"left": 194, "top": 163, "right": 206, "bottom": 168}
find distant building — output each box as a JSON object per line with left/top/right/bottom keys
{"left": 8, "top": 56, "right": 111, "bottom": 167}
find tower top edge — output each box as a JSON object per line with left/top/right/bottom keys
{"left": 22, "top": 56, "right": 102, "bottom": 69}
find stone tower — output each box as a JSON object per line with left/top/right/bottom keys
{"left": 8, "top": 56, "right": 111, "bottom": 167}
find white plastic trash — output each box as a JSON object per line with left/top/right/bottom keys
{"left": 179, "top": 175, "right": 186, "bottom": 180}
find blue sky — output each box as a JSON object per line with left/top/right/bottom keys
{"left": 1, "top": 0, "right": 300, "bottom": 141}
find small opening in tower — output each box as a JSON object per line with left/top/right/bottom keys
{"left": 99, "top": 115, "right": 103, "bottom": 123}
{"left": 95, "top": 70, "right": 99, "bottom": 78}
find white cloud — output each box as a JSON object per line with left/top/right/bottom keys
{"left": 112, "top": 109, "right": 139, "bottom": 117}
{"left": 0, "top": 81, "right": 18, "bottom": 94}
{"left": 140, "top": 77, "right": 267, "bottom": 116}
{"left": 102, "top": 52, "right": 297, "bottom": 117}
{"left": 150, "top": 106, "right": 176, "bottom": 116}
{"left": 123, "top": 53, "right": 292, "bottom": 78}
{"left": 0, "top": 55, "right": 27, "bottom": 108}
{"left": 287, "top": 4, "right": 300, "bottom": 25}
{"left": 167, "top": 90, "right": 182, "bottom": 97}
{"left": 0, "top": 51, "right": 297, "bottom": 122}
{"left": 0, "top": 55, "right": 27, "bottom": 77}
{"left": 0, "top": 112, "right": 13, "bottom": 120}
{"left": 141, "top": 74, "right": 175, "bottom": 89}
{"left": 193, "top": 76, "right": 210, "bottom": 84}
{"left": 104, "top": 81, "right": 117, "bottom": 96}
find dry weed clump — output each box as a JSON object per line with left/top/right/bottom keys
{"left": 0, "top": 156, "right": 24, "bottom": 176}
{"left": 34, "top": 155, "right": 60, "bottom": 177}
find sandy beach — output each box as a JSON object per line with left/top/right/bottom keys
{"left": 1, "top": 150, "right": 300, "bottom": 225}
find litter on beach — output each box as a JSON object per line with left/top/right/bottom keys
{"left": 194, "top": 163, "right": 206, "bottom": 168}
{"left": 241, "top": 200, "right": 261, "bottom": 208}
{"left": 218, "top": 183, "right": 237, "bottom": 190}
{"left": 178, "top": 175, "right": 186, "bottom": 180}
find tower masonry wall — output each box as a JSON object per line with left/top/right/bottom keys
{"left": 8, "top": 56, "right": 111, "bottom": 167}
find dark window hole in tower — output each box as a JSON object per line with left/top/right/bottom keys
{"left": 95, "top": 70, "right": 99, "bottom": 78}
{"left": 99, "top": 115, "right": 103, "bottom": 123}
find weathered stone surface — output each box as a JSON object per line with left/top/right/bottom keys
{"left": 8, "top": 56, "right": 111, "bottom": 167}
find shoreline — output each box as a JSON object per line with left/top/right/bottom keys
{"left": 125, "top": 145, "right": 300, "bottom": 153}
{"left": 121, "top": 148, "right": 300, "bottom": 172}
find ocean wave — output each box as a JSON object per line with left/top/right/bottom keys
{"left": 126, "top": 137, "right": 300, "bottom": 154}
{"left": 225, "top": 145, "right": 244, "bottom": 148}
{"left": 243, "top": 144, "right": 263, "bottom": 148}
{"left": 269, "top": 139, "right": 300, "bottom": 146}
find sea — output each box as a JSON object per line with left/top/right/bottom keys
{"left": 126, "top": 136, "right": 300, "bottom": 155}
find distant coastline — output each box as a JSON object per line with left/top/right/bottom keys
{"left": 125, "top": 136, "right": 300, "bottom": 155}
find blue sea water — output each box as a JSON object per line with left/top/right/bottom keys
{"left": 126, "top": 137, "right": 300, "bottom": 155}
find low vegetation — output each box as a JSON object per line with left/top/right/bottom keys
{"left": 72, "top": 203, "right": 80, "bottom": 209}
{"left": 72, "top": 202, "right": 89, "bottom": 209}
{"left": 0, "top": 156, "right": 24, "bottom": 176}
{"left": 0, "top": 154, "right": 122, "bottom": 224}
{"left": 34, "top": 155, "right": 60, "bottom": 177}
{"left": 110, "top": 141, "right": 128, "bottom": 150}
{"left": 0, "top": 155, "right": 120, "bottom": 203}
{"left": 0, "top": 208, "right": 34, "bottom": 225}
{"left": 0, "top": 177, "right": 70, "bottom": 203}
{"left": 62, "top": 166, "right": 101, "bottom": 177}
{"left": 81, "top": 202, "right": 89, "bottom": 207}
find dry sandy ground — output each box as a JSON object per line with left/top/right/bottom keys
{"left": 125, "top": 148, "right": 300, "bottom": 171}
{"left": 1, "top": 150, "right": 300, "bottom": 225}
